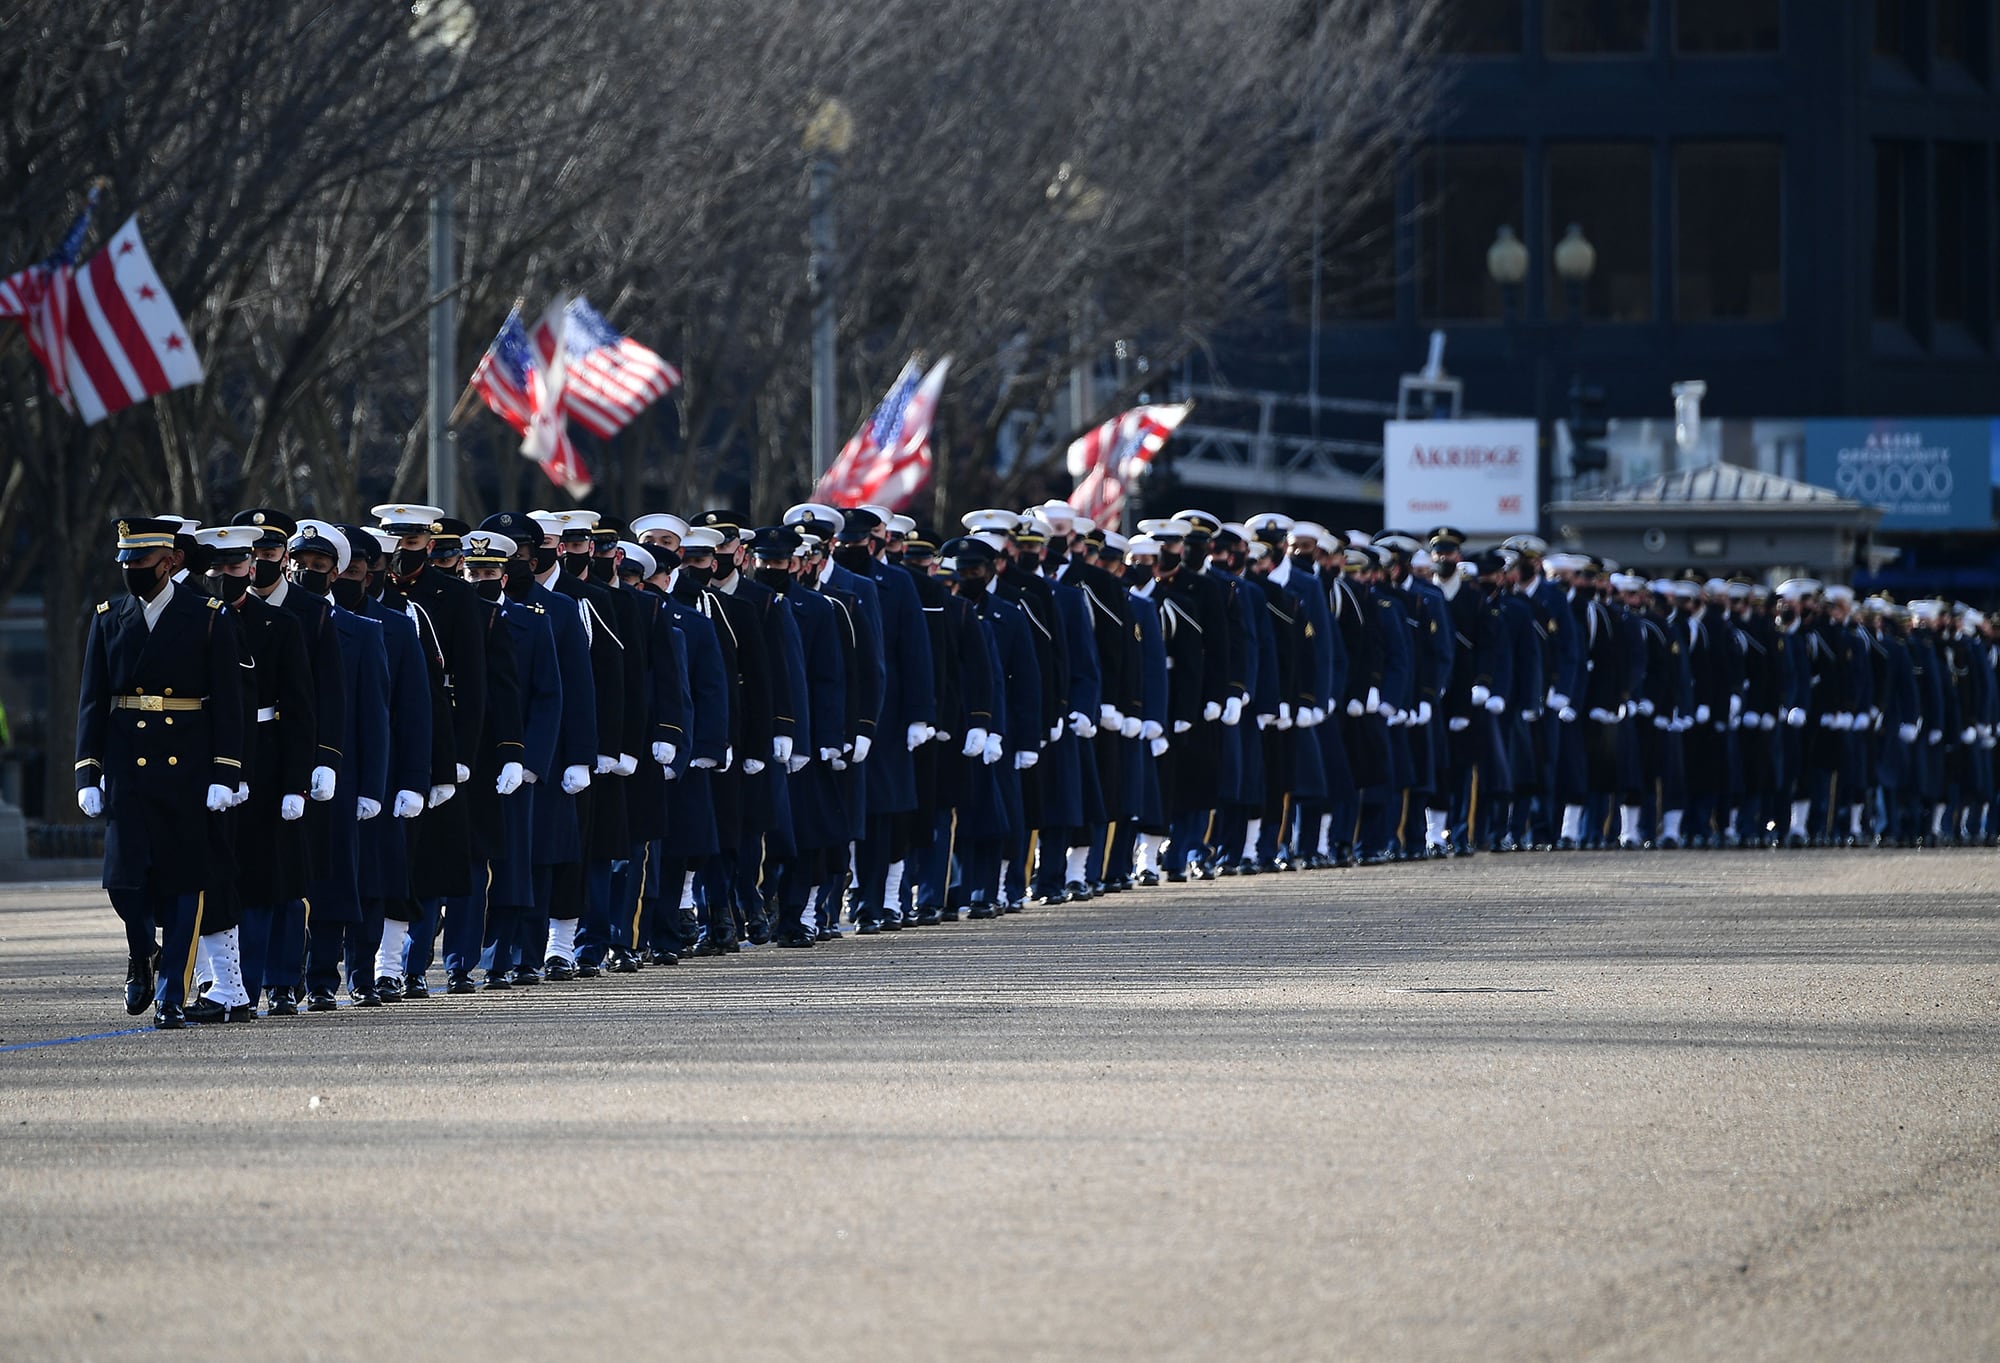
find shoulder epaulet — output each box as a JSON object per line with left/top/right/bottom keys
{"left": 532, "top": 602, "right": 546, "bottom": 614}
{"left": 96, "top": 600, "right": 111, "bottom": 614}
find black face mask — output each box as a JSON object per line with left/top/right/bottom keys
{"left": 294, "top": 568, "right": 331, "bottom": 596}
{"left": 561, "top": 550, "right": 592, "bottom": 578}
{"left": 123, "top": 563, "right": 165, "bottom": 599}
{"left": 394, "top": 547, "right": 428, "bottom": 577}
{"left": 832, "top": 544, "right": 872, "bottom": 573}
{"left": 366, "top": 572, "right": 387, "bottom": 600}
{"left": 330, "top": 578, "right": 366, "bottom": 611}
{"left": 1125, "top": 563, "right": 1155, "bottom": 585}
{"left": 1015, "top": 549, "right": 1044, "bottom": 574}
{"left": 1289, "top": 553, "right": 1316, "bottom": 574}
{"left": 588, "top": 557, "right": 616, "bottom": 584}
{"left": 754, "top": 567, "right": 791, "bottom": 591}
{"left": 474, "top": 578, "right": 505, "bottom": 602}
{"left": 651, "top": 547, "right": 682, "bottom": 573}
{"left": 1158, "top": 548, "right": 1184, "bottom": 574}
{"left": 502, "top": 559, "right": 535, "bottom": 601}
{"left": 208, "top": 571, "right": 251, "bottom": 603}
{"left": 253, "top": 558, "right": 283, "bottom": 589}
{"left": 532, "top": 546, "right": 561, "bottom": 575}
{"left": 679, "top": 563, "right": 713, "bottom": 589}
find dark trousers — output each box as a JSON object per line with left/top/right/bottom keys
{"left": 108, "top": 887, "right": 203, "bottom": 1007}
{"left": 574, "top": 861, "right": 615, "bottom": 964}
{"left": 406, "top": 896, "right": 443, "bottom": 979}
{"left": 270, "top": 899, "right": 309, "bottom": 992}
{"left": 239, "top": 903, "right": 276, "bottom": 998}
{"left": 304, "top": 918, "right": 367, "bottom": 996}
{"left": 442, "top": 880, "right": 486, "bottom": 980}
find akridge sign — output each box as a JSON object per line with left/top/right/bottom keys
{"left": 1383, "top": 419, "right": 1539, "bottom": 535}
{"left": 1802, "top": 418, "right": 1992, "bottom": 531}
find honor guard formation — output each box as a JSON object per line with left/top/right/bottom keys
{"left": 77, "top": 505, "right": 2000, "bottom": 1029}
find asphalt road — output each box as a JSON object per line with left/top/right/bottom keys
{"left": 1, "top": 852, "right": 1996, "bottom": 1362}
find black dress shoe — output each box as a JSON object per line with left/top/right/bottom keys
{"left": 267, "top": 988, "right": 299, "bottom": 1017}
{"left": 915, "top": 906, "right": 943, "bottom": 926}
{"left": 543, "top": 957, "right": 577, "bottom": 981}
{"left": 511, "top": 966, "right": 542, "bottom": 986}
{"left": 857, "top": 920, "right": 883, "bottom": 935}
{"left": 816, "top": 924, "right": 844, "bottom": 941}
{"left": 1136, "top": 871, "right": 1161, "bottom": 887}
{"left": 186, "top": 996, "right": 236, "bottom": 1024}
{"left": 125, "top": 953, "right": 156, "bottom": 1016}
{"left": 607, "top": 948, "right": 640, "bottom": 974}
{"left": 482, "top": 973, "right": 513, "bottom": 991}
{"left": 446, "top": 975, "right": 477, "bottom": 995}
{"left": 305, "top": 989, "right": 338, "bottom": 1012}
{"left": 574, "top": 961, "right": 602, "bottom": 979}
{"left": 644, "top": 949, "right": 680, "bottom": 966}
{"left": 1165, "top": 870, "right": 1187, "bottom": 884}
{"left": 936, "top": 906, "right": 961, "bottom": 923}
{"left": 967, "top": 904, "right": 998, "bottom": 920}
{"left": 1065, "top": 880, "right": 1092, "bottom": 900}
{"left": 404, "top": 975, "right": 431, "bottom": 998}
{"left": 352, "top": 987, "right": 382, "bottom": 1008}
{"left": 374, "top": 976, "right": 403, "bottom": 1002}
{"left": 154, "top": 1001, "right": 187, "bottom": 1030}
{"left": 777, "top": 933, "right": 816, "bottom": 948}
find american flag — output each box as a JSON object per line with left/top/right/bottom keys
{"left": 1067, "top": 402, "right": 1193, "bottom": 531}
{"left": 814, "top": 354, "right": 951, "bottom": 511}
{"left": 531, "top": 295, "right": 678, "bottom": 439}
{"left": 0, "top": 192, "right": 204, "bottom": 423}
{"left": 475, "top": 301, "right": 593, "bottom": 497}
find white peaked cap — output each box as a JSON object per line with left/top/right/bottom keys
{"left": 618, "top": 542, "right": 655, "bottom": 577}
{"left": 632, "top": 514, "right": 690, "bottom": 540}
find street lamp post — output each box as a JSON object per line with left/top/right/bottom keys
{"left": 803, "top": 98, "right": 854, "bottom": 485}
{"left": 1487, "top": 222, "right": 1595, "bottom": 533}
{"left": 413, "top": 0, "right": 477, "bottom": 516}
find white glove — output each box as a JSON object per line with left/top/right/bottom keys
{"left": 1759, "top": 713, "right": 1776, "bottom": 731}
{"left": 1448, "top": 716, "right": 1471, "bottom": 733}
{"left": 561, "top": 765, "right": 592, "bottom": 795}
{"left": 496, "top": 762, "right": 524, "bottom": 796}
{"left": 595, "top": 755, "right": 616, "bottom": 775}
{"left": 1898, "top": 722, "right": 1920, "bottom": 743}
{"left": 1836, "top": 713, "right": 1855, "bottom": 731}
{"left": 1014, "top": 751, "right": 1039, "bottom": 770}
{"left": 1652, "top": 715, "right": 1671, "bottom": 730}
{"left": 1743, "top": 711, "right": 1761, "bottom": 728}
{"left": 1203, "top": 701, "right": 1222, "bottom": 722}
{"left": 1635, "top": 698, "right": 1655, "bottom": 717}
{"left": 78, "top": 785, "right": 104, "bottom": 818}
{"left": 1470, "top": 685, "right": 1491, "bottom": 707}
{"left": 1588, "top": 707, "right": 1614, "bottom": 724}
{"left": 1276, "top": 703, "right": 1294, "bottom": 730}
{"left": 1256, "top": 712, "right": 1273, "bottom": 730}
{"left": 1547, "top": 691, "right": 1570, "bottom": 711}
{"left": 612, "top": 752, "right": 637, "bottom": 776}
{"left": 691, "top": 756, "right": 718, "bottom": 771}
{"left": 653, "top": 741, "right": 677, "bottom": 768}
{"left": 1414, "top": 700, "right": 1432, "bottom": 726}
{"left": 356, "top": 796, "right": 381, "bottom": 821}
{"left": 393, "top": 789, "right": 425, "bottom": 818}
{"left": 1929, "top": 729, "right": 1943, "bottom": 745}
{"left": 786, "top": 753, "right": 810, "bottom": 774}
{"left": 1387, "top": 709, "right": 1409, "bottom": 728}
{"left": 742, "top": 758, "right": 766, "bottom": 774}
{"left": 852, "top": 734, "right": 872, "bottom": 763}
{"left": 982, "top": 733, "right": 1003, "bottom": 765}
{"left": 1484, "top": 695, "right": 1507, "bottom": 715}
{"left": 1298, "top": 707, "right": 1322, "bottom": 729}
{"left": 1346, "top": 698, "right": 1364, "bottom": 718}
{"left": 934, "top": 731, "right": 952, "bottom": 744}
{"left": 1366, "top": 688, "right": 1385, "bottom": 716}
{"left": 1816, "top": 712, "right": 1833, "bottom": 729}
{"left": 1695, "top": 704, "right": 1712, "bottom": 724}
{"left": 1048, "top": 723, "right": 1064, "bottom": 743}
{"left": 773, "top": 735, "right": 794, "bottom": 766}
{"left": 281, "top": 793, "right": 306, "bottom": 821}
{"left": 1557, "top": 706, "right": 1577, "bottom": 724}
{"left": 1099, "top": 704, "right": 1121, "bottom": 730}
{"left": 1149, "top": 737, "right": 1169, "bottom": 757}
{"left": 231, "top": 782, "right": 250, "bottom": 808}
{"left": 207, "top": 783, "right": 239, "bottom": 812}
{"left": 1173, "top": 720, "right": 1192, "bottom": 734}
{"left": 1069, "top": 711, "right": 1097, "bottom": 738}
{"left": 455, "top": 763, "right": 470, "bottom": 783}
{"left": 1728, "top": 694, "right": 1742, "bottom": 721}
{"left": 962, "top": 728, "right": 988, "bottom": 758}
{"left": 905, "top": 722, "right": 929, "bottom": 751}
{"left": 428, "top": 784, "right": 456, "bottom": 807}
{"left": 310, "top": 765, "right": 337, "bottom": 802}
{"left": 1120, "top": 715, "right": 1142, "bottom": 739}
{"left": 829, "top": 754, "right": 849, "bottom": 771}
{"left": 1786, "top": 708, "right": 1806, "bottom": 728}
{"left": 1521, "top": 710, "right": 1537, "bottom": 724}
{"left": 722, "top": 746, "right": 734, "bottom": 770}
{"left": 1962, "top": 726, "right": 1979, "bottom": 744}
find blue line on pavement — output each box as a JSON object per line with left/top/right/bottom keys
{"left": 0, "top": 1026, "right": 155, "bottom": 1052}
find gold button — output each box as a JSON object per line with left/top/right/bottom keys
{"left": 167, "top": 756, "right": 178, "bottom": 766}
{"left": 136, "top": 720, "right": 147, "bottom": 729}
{"left": 136, "top": 758, "right": 147, "bottom": 767}
{"left": 163, "top": 688, "right": 173, "bottom": 697}
{"left": 164, "top": 717, "right": 174, "bottom": 726}
{"left": 135, "top": 687, "right": 145, "bottom": 695}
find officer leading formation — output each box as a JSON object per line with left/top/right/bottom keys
{"left": 77, "top": 507, "right": 2000, "bottom": 1028}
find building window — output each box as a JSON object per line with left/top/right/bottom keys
{"left": 1418, "top": 144, "right": 1524, "bottom": 320}
{"left": 1441, "top": 0, "right": 1524, "bottom": 53}
{"left": 1676, "top": 143, "right": 1783, "bottom": 322}
{"left": 1935, "top": 0, "right": 1988, "bottom": 81}
{"left": 1675, "top": 0, "right": 1780, "bottom": 53}
{"left": 1292, "top": 184, "right": 1400, "bottom": 325}
{"left": 1547, "top": 144, "right": 1653, "bottom": 320}
{"left": 1873, "top": 140, "right": 1913, "bottom": 322}
{"left": 1546, "top": 0, "right": 1651, "bottom": 55}
{"left": 1934, "top": 144, "right": 1981, "bottom": 324}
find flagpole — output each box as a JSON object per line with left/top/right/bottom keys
{"left": 448, "top": 299, "right": 525, "bottom": 428}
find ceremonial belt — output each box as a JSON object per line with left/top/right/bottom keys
{"left": 113, "top": 695, "right": 205, "bottom": 713}
{"left": 256, "top": 706, "right": 279, "bottom": 722}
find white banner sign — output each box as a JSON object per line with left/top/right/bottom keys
{"left": 1383, "top": 419, "right": 1539, "bottom": 535}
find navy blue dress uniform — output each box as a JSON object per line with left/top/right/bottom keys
{"left": 643, "top": 555, "right": 727, "bottom": 959}
{"left": 76, "top": 518, "right": 248, "bottom": 1027}
{"left": 1118, "top": 552, "right": 1172, "bottom": 877}
{"left": 913, "top": 546, "right": 999, "bottom": 920}
{"left": 609, "top": 542, "right": 692, "bottom": 966}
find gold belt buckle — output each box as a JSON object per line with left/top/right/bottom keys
{"left": 135, "top": 694, "right": 165, "bottom": 712}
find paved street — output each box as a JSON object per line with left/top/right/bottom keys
{"left": 0, "top": 853, "right": 1995, "bottom": 1362}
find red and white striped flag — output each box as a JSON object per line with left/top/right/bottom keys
{"left": 1067, "top": 401, "right": 1192, "bottom": 531}
{"left": 519, "top": 297, "right": 593, "bottom": 498}
{"left": 0, "top": 203, "right": 203, "bottom": 424}
{"left": 814, "top": 354, "right": 951, "bottom": 511}
{"left": 531, "top": 295, "right": 678, "bottom": 439}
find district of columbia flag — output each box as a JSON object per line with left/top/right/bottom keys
{"left": 62, "top": 217, "right": 204, "bottom": 424}
{"left": 1066, "top": 401, "right": 1193, "bottom": 531}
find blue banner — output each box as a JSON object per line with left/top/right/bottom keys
{"left": 1802, "top": 417, "right": 1993, "bottom": 530}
